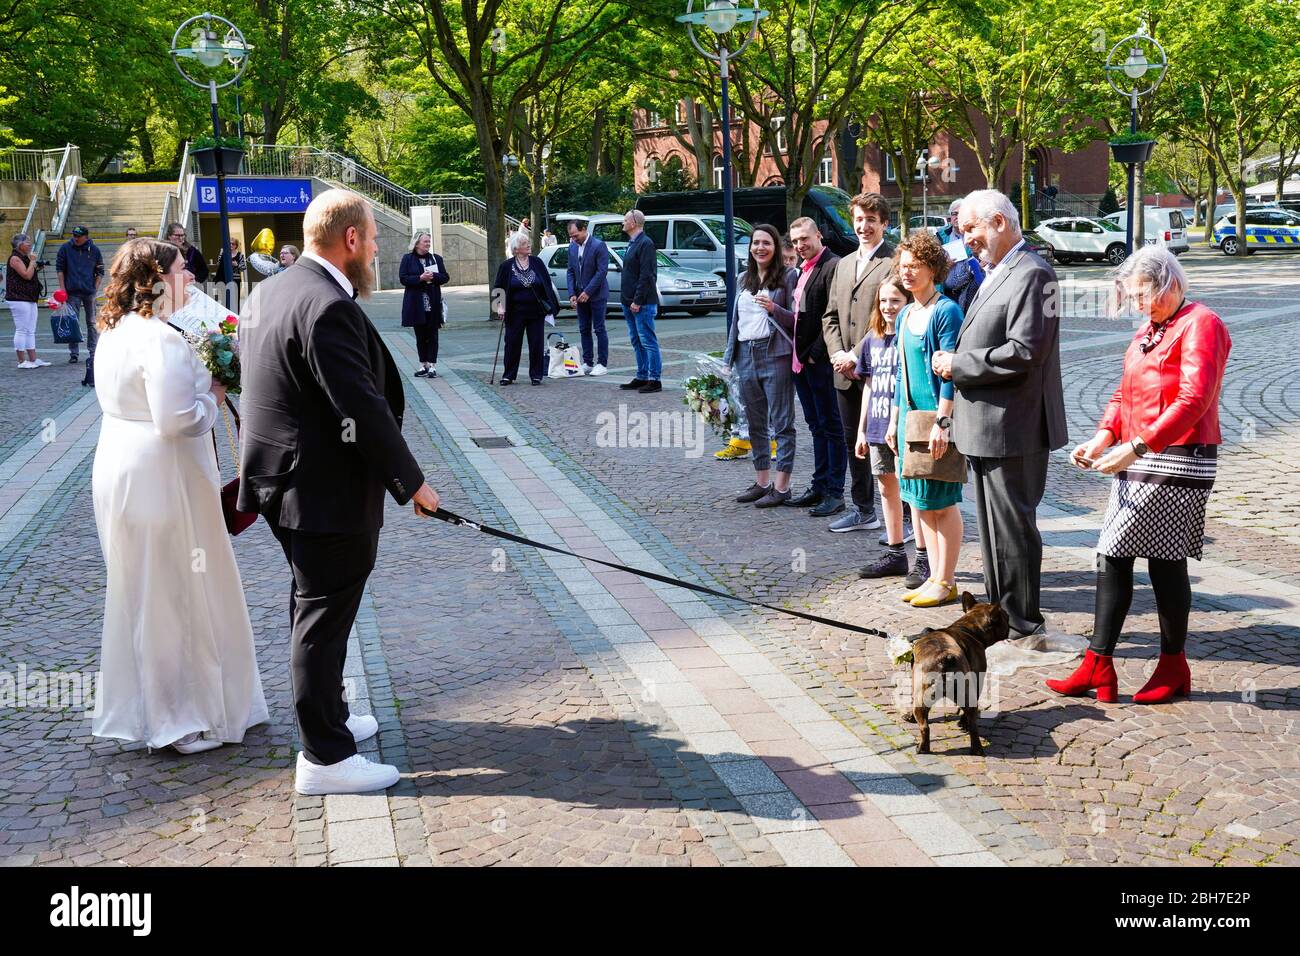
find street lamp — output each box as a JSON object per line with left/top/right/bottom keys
{"left": 170, "top": 13, "right": 251, "bottom": 311}
{"left": 916, "top": 150, "right": 941, "bottom": 229}
{"left": 1105, "top": 24, "right": 1167, "bottom": 256}
{"left": 677, "top": 0, "right": 767, "bottom": 330}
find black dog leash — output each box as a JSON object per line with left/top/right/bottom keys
{"left": 419, "top": 506, "right": 890, "bottom": 639}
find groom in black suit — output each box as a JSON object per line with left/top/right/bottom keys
{"left": 238, "top": 189, "right": 440, "bottom": 795}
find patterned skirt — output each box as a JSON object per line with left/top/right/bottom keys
{"left": 1096, "top": 444, "right": 1217, "bottom": 560}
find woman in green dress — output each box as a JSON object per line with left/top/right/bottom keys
{"left": 886, "top": 233, "right": 965, "bottom": 608}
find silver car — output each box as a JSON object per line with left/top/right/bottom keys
{"left": 538, "top": 242, "right": 727, "bottom": 317}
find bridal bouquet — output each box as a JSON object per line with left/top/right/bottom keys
{"left": 682, "top": 353, "right": 737, "bottom": 438}
{"left": 189, "top": 315, "right": 241, "bottom": 394}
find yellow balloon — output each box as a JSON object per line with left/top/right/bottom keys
{"left": 250, "top": 228, "right": 277, "bottom": 256}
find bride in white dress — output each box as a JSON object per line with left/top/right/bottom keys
{"left": 91, "top": 238, "right": 267, "bottom": 754}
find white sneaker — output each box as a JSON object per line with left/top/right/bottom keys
{"left": 580, "top": 363, "right": 592, "bottom": 375}
{"left": 33, "top": 359, "right": 51, "bottom": 367}
{"left": 346, "top": 713, "right": 378, "bottom": 743}
{"left": 17, "top": 361, "right": 34, "bottom": 369}
{"left": 590, "top": 364, "right": 608, "bottom": 376}
{"left": 295, "top": 752, "right": 400, "bottom": 795}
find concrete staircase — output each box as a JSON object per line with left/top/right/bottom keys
{"left": 46, "top": 182, "right": 173, "bottom": 269}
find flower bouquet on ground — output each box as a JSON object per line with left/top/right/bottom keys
{"left": 683, "top": 353, "right": 738, "bottom": 438}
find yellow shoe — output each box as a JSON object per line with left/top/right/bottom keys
{"left": 909, "top": 579, "right": 959, "bottom": 609}
{"left": 714, "top": 438, "right": 752, "bottom": 461}
{"left": 901, "top": 578, "right": 935, "bottom": 603}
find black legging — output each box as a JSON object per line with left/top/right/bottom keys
{"left": 1089, "top": 554, "right": 1191, "bottom": 656}
{"left": 414, "top": 319, "right": 439, "bottom": 364}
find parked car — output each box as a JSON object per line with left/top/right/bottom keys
{"left": 907, "top": 214, "right": 948, "bottom": 234}
{"left": 1212, "top": 207, "right": 1300, "bottom": 256}
{"left": 1022, "top": 230, "right": 1054, "bottom": 261}
{"left": 536, "top": 242, "right": 726, "bottom": 317}
{"left": 636, "top": 185, "right": 860, "bottom": 255}
{"left": 1101, "top": 208, "right": 1189, "bottom": 254}
{"left": 1034, "top": 216, "right": 1130, "bottom": 265}
{"left": 585, "top": 212, "right": 751, "bottom": 278}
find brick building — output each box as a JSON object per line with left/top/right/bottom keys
{"left": 633, "top": 105, "right": 1111, "bottom": 222}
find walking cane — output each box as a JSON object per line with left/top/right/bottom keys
{"left": 488, "top": 305, "right": 506, "bottom": 385}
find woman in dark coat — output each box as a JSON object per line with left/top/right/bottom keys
{"left": 400, "top": 232, "right": 450, "bottom": 378}
{"left": 492, "top": 230, "right": 560, "bottom": 385}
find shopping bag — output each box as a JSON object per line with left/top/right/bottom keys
{"left": 547, "top": 332, "right": 582, "bottom": 378}
{"left": 49, "top": 304, "right": 83, "bottom": 344}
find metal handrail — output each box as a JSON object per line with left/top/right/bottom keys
{"left": 238, "top": 144, "right": 520, "bottom": 232}
{"left": 48, "top": 145, "right": 79, "bottom": 236}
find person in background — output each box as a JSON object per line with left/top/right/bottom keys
{"left": 618, "top": 209, "right": 662, "bottom": 394}
{"left": 565, "top": 218, "right": 610, "bottom": 376}
{"left": 936, "top": 198, "right": 963, "bottom": 246}
{"left": 782, "top": 239, "right": 798, "bottom": 269}
{"left": 6, "top": 233, "right": 48, "bottom": 368}
{"left": 279, "top": 245, "right": 300, "bottom": 269}
{"left": 888, "top": 233, "right": 965, "bottom": 608}
{"left": 1047, "top": 247, "right": 1230, "bottom": 704}
{"left": 56, "top": 225, "right": 104, "bottom": 383}
{"left": 217, "top": 237, "right": 246, "bottom": 309}
{"left": 855, "top": 274, "right": 923, "bottom": 581}
{"left": 541, "top": 229, "right": 557, "bottom": 248}
{"left": 786, "top": 217, "right": 844, "bottom": 517}
{"left": 165, "top": 222, "right": 209, "bottom": 285}
{"left": 493, "top": 230, "right": 560, "bottom": 385}
{"left": 400, "top": 231, "right": 450, "bottom": 378}
{"left": 938, "top": 198, "right": 984, "bottom": 314}
{"left": 723, "top": 223, "right": 798, "bottom": 509}
{"left": 822, "top": 191, "right": 896, "bottom": 536}
{"left": 125, "top": 227, "right": 138, "bottom": 241}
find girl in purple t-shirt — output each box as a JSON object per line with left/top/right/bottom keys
{"left": 853, "top": 274, "right": 921, "bottom": 579}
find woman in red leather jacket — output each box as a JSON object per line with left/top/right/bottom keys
{"left": 1046, "top": 246, "right": 1230, "bottom": 705}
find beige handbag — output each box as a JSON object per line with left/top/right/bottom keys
{"left": 898, "top": 328, "right": 967, "bottom": 484}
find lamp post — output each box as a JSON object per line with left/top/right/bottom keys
{"left": 677, "top": 1, "right": 767, "bottom": 330}
{"left": 1105, "top": 25, "right": 1167, "bottom": 256}
{"left": 916, "top": 149, "right": 941, "bottom": 230}
{"left": 170, "top": 13, "right": 251, "bottom": 311}
{"left": 541, "top": 144, "right": 552, "bottom": 235}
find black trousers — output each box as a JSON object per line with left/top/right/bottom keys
{"left": 503, "top": 313, "right": 546, "bottom": 382}
{"left": 1090, "top": 554, "right": 1191, "bottom": 655}
{"left": 836, "top": 381, "right": 877, "bottom": 515}
{"left": 413, "top": 320, "right": 440, "bottom": 364}
{"left": 269, "top": 518, "right": 379, "bottom": 766}
{"left": 969, "top": 451, "right": 1049, "bottom": 636}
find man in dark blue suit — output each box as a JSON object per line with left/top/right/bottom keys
{"left": 565, "top": 219, "right": 610, "bottom": 375}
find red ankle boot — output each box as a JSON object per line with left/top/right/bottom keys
{"left": 1045, "top": 649, "right": 1118, "bottom": 703}
{"left": 1133, "top": 652, "right": 1191, "bottom": 704}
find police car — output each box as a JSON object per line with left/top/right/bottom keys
{"left": 1213, "top": 206, "right": 1300, "bottom": 255}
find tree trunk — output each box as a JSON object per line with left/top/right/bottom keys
{"left": 1134, "top": 163, "right": 1147, "bottom": 247}
{"left": 1230, "top": 184, "right": 1249, "bottom": 257}
{"left": 1204, "top": 157, "right": 1218, "bottom": 248}
{"left": 137, "top": 124, "right": 156, "bottom": 168}
{"left": 1019, "top": 145, "right": 1032, "bottom": 230}
{"left": 896, "top": 152, "right": 914, "bottom": 237}
{"left": 587, "top": 108, "right": 606, "bottom": 176}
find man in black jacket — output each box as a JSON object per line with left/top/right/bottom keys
{"left": 617, "top": 209, "right": 662, "bottom": 393}
{"left": 238, "top": 189, "right": 440, "bottom": 796}
{"left": 786, "top": 217, "right": 846, "bottom": 516}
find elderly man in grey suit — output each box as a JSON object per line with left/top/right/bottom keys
{"left": 931, "top": 189, "right": 1068, "bottom": 638}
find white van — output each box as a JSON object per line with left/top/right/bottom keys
{"left": 1102, "top": 208, "right": 1190, "bottom": 254}
{"left": 584, "top": 213, "right": 750, "bottom": 278}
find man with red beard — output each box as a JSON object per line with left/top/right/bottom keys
{"left": 238, "top": 189, "right": 440, "bottom": 795}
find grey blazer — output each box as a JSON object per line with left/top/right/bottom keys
{"left": 722, "top": 268, "right": 798, "bottom": 367}
{"left": 949, "top": 246, "right": 1069, "bottom": 458}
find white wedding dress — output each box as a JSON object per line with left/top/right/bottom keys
{"left": 91, "top": 311, "right": 268, "bottom": 748}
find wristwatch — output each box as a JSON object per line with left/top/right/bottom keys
{"left": 936, "top": 415, "right": 953, "bottom": 431}
{"left": 1130, "top": 438, "right": 1149, "bottom": 457}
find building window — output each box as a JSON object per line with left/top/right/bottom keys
{"left": 675, "top": 101, "right": 686, "bottom": 126}
{"left": 713, "top": 155, "right": 726, "bottom": 189}
{"left": 770, "top": 116, "right": 787, "bottom": 155}
{"left": 647, "top": 110, "right": 663, "bottom": 129}
{"left": 884, "top": 152, "right": 896, "bottom": 183}
{"left": 815, "top": 152, "right": 834, "bottom": 186}
{"left": 645, "top": 156, "right": 660, "bottom": 186}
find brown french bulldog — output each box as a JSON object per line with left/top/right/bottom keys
{"left": 908, "top": 592, "right": 1010, "bottom": 756}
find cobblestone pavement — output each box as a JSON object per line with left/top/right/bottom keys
{"left": 1, "top": 246, "right": 1297, "bottom": 866}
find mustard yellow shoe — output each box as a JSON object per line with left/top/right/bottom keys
{"left": 714, "top": 438, "right": 752, "bottom": 461}
{"left": 909, "top": 579, "right": 959, "bottom": 609}
{"left": 901, "top": 578, "right": 935, "bottom": 603}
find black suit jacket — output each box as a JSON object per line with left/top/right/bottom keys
{"left": 236, "top": 257, "right": 424, "bottom": 533}
{"left": 793, "top": 249, "right": 841, "bottom": 366}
